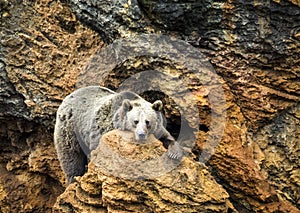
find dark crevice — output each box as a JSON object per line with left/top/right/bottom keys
{"left": 199, "top": 124, "right": 209, "bottom": 132}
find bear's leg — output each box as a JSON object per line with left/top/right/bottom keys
{"left": 54, "top": 118, "right": 87, "bottom": 184}
{"left": 60, "top": 142, "right": 87, "bottom": 184}
{"left": 158, "top": 128, "right": 183, "bottom": 160}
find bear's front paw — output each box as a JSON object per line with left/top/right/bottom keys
{"left": 167, "top": 142, "right": 183, "bottom": 160}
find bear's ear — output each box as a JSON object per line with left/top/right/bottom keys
{"left": 122, "top": 99, "right": 132, "bottom": 112}
{"left": 152, "top": 100, "right": 163, "bottom": 111}
{"left": 113, "top": 99, "right": 132, "bottom": 130}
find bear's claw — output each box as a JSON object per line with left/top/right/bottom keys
{"left": 167, "top": 142, "right": 183, "bottom": 160}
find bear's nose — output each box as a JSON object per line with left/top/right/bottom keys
{"left": 137, "top": 132, "right": 146, "bottom": 140}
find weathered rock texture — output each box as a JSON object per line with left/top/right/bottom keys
{"left": 0, "top": 119, "right": 64, "bottom": 212}
{"left": 0, "top": 0, "right": 299, "bottom": 212}
{"left": 0, "top": 0, "right": 103, "bottom": 122}
{"left": 0, "top": 0, "right": 102, "bottom": 212}
{"left": 54, "top": 130, "right": 235, "bottom": 212}
{"left": 254, "top": 105, "right": 300, "bottom": 210}
{"left": 69, "top": 0, "right": 300, "bottom": 129}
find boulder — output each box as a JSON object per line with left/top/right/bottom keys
{"left": 54, "top": 130, "right": 235, "bottom": 212}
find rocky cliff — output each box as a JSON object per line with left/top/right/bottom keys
{"left": 0, "top": 0, "right": 299, "bottom": 212}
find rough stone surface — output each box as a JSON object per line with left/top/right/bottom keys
{"left": 0, "top": 119, "right": 64, "bottom": 212}
{"left": 0, "top": 0, "right": 102, "bottom": 212}
{"left": 70, "top": 0, "right": 300, "bottom": 129}
{"left": 254, "top": 105, "right": 300, "bottom": 209}
{"left": 53, "top": 130, "right": 235, "bottom": 213}
{"left": 0, "top": 0, "right": 103, "bottom": 123}
{"left": 0, "top": 0, "right": 299, "bottom": 212}
{"left": 68, "top": 0, "right": 154, "bottom": 43}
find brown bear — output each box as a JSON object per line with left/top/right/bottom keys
{"left": 54, "top": 86, "right": 183, "bottom": 184}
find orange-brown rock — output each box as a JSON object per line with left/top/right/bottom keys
{"left": 54, "top": 130, "right": 236, "bottom": 212}
{"left": 0, "top": 0, "right": 102, "bottom": 212}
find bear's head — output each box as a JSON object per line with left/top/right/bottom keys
{"left": 113, "top": 99, "right": 164, "bottom": 142}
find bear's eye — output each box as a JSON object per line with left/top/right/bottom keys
{"left": 134, "top": 120, "right": 139, "bottom": 125}
{"left": 145, "top": 120, "right": 150, "bottom": 127}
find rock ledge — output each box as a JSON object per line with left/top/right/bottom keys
{"left": 54, "top": 130, "right": 235, "bottom": 212}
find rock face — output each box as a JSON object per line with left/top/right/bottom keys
{"left": 0, "top": 0, "right": 104, "bottom": 123}
{"left": 254, "top": 106, "right": 300, "bottom": 210}
{"left": 0, "top": 0, "right": 299, "bottom": 212}
{"left": 70, "top": 0, "right": 300, "bottom": 129}
{"left": 0, "top": 0, "right": 102, "bottom": 212}
{"left": 54, "top": 130, "right": 235, "bottom": 212}
{"left": 68, "top": 0, "right": 151, "bottom": 43}
{"left": 0, "top": 119, "right": 64, "bottom": 212}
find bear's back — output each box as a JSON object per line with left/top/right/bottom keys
{"left": 61, "top": 86, "right": 115, "bottom": 111}
{"left": 56, "top": 86, "right": 116, "bottom": 152}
